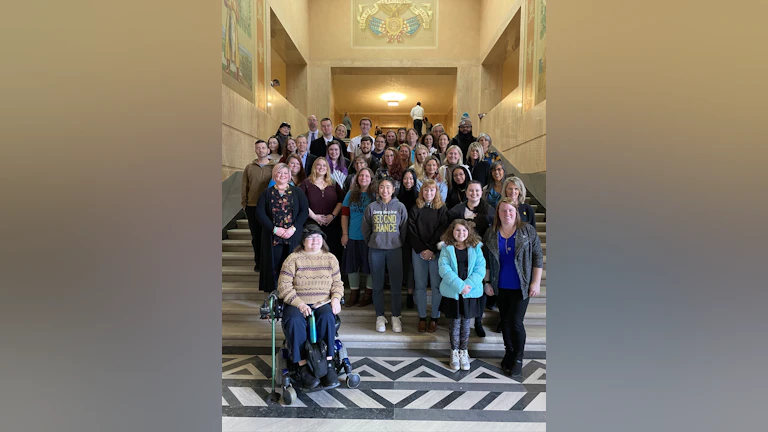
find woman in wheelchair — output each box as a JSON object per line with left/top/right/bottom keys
{"left": 277, "top": 224, "right": 345, "bottom": 390}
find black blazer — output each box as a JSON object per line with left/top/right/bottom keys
{"left": 310, "top": 137, "right": 348, "bottom": 159}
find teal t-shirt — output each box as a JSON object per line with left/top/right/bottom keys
{"left": 342, "top": 191, "right": 373, "bottom": 241}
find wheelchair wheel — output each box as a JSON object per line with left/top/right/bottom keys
{"left": 282, "top": 385, "right": 297, "bottom": 405}
{"left": 346, "top": 373, "right": 361, "bottom": 389}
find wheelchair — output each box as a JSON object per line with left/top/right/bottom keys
{"left": 260, "top": 291, "right": 361, "bottom": 405}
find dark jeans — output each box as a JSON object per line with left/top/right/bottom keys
{"left": 244, "top": 206, "right": 261, "bottom": 268}
{"left": 282, "top": 303, "right": 336, "bottom": 363}
{"left": 497, "top": 289, "right": 530, "bottom": 360}
{"left": 369, "top": 248, "right": 403, "bottom": 317}
{"left": 346, "top": 130, "right": 351, "bottom": 139}
{"left": 413, "top": 119, "right": 423, "bottom": 136}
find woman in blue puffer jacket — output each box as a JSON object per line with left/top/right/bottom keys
{"left": 438, "top": 219, "right": 486, "bottom": 372}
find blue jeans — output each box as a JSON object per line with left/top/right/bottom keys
{"left": 411, "top": 250, "right": 442, "bottom": 319}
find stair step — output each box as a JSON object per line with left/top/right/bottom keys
{"left": 222, "top": 239, "right": 255, "bottom": 253}
{"left": 222, "top": 319, "right": 546, "bottom": 351}
{"left": 222, "top": 251, "right": 546, "bottom": 269}
{"left": 222, "top": 300, "right": 546, "bottom": 325}
{"left": 231, "top": 220, "right": 546, "bottom": 237}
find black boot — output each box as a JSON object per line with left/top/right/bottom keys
{"left": 321, "top": 360, "right": 340, "bottom": 389}
{"left": 297, "top": 363, "right": 320, "bottom": 389}
{"left": 474, "top": 316, "right": 486, "bottom": 337}
{"left": 501, "top": 351, "right": 513, "bottom": 376}
{"left": 511, "top": 359, "right": 523, "bottom": 378}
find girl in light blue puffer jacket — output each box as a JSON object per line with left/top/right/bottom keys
{"left": 438, "top": 219, "right": 486, "bottom": 372}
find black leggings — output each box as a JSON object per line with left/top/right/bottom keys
{"left": 497, "top": 289, "right": 529, "bottom": 360}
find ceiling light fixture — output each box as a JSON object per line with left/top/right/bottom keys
{"left": 517, "top": 102, "right": 523, "bottom": 107}
{"left": 381, "top": 92, "right": 406, "bottom": 102}
{"left": 387, "top": 101, "right": 399, "bottom": 106}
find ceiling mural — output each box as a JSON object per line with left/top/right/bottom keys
{"left": 353, "top": 0, "right": 437, "bottom": 48}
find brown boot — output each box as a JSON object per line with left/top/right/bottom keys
{"left": 346, "top": 289, "right": 359, "bottom": 307}
{"left": 357, "top": 288, "right": 373, "bottom": 307}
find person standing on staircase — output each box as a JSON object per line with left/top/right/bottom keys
{"left": 438, "top": 219, "right": 486, "bottom": 372}
{"left": 340, "top": 168, "right": 375, "bottom": 307}
{"left": 255, "top": 163, "right": 309, "bottom": 292}
{"left": 347, "top": 117, "right": 374, "bottom": 157}
{"left": 444, "top": 180, "right": 495, "bottom": 337}
{"left": 501, "top": 177, "right": 536, "bottom": 228}
{"left": 361, "top": 177, "right": 408, "bottom": 333}
{"left": 483, "top": 198, "right": 543, "bottom": 377}
{"left": 310, "top": 118, "right": 346, "bottom": 159}
{"left": 342, "top": 112, "right": 353, "bottom": 139}
{"left": 410, "top": 102, "right": 424, "bottom": 136}
{"left": 305, "top": 115, "right": 320, "bottom": 143}
{"left": 450, "top": 115, "right": 477, "bottom": 157}
{"left": 408, "top": 179, "right": 447, "bottom": 333}
{"left": 241, "top": 140, "right": 275, "bottom": 273}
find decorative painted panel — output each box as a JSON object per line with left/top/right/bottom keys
{"left": 222, "top": 0, "right": 256, "bottom": 103}
{"left": 352, "top": 0, "right": 437, "bottom": 48}
{"left": 535, "top": 0, "right": 546, "bottom": 104}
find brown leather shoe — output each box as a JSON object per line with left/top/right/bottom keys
{"left": 357, "top": 289, "right": 373, "bottom": 307}
{"left": 418, "top": 319, "right": 427, "bottom": 333}
{"left": 427, "top": 318, "right": 437, "bottom": 332}
{"left": 346, "top": 289, "right": 359, "bottom": 307}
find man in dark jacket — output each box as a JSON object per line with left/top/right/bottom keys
{"left": 450, "top": 116, "right": 477, "bottom": 157}
{"left": 310, "top": 117, "right": 348, "bottom": 159}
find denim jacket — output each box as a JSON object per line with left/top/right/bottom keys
{"left": 482, "top": 224, "right": 543, "bottom": 300}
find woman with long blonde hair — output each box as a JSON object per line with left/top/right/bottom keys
{"left": 501, "top": 176, "right": 537, "bottom": 228}
{"left": 407, "top": 179, "right": 448, "bottom": 332}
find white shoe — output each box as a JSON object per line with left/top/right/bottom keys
{"left": 459, "top": 349, "right": 471, "bottom": 371}
{"left": 376, "top": 316, "right": 388, "bottom": 333}
{"left": 391, "top": 316, "right": 402, "bottom": 333}
{"left": 449, "top": 350, "right": 460, "bottom": 371}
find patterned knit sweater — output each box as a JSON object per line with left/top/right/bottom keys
{"left": 277, "top": 251, "right": 344, "bottom": 308}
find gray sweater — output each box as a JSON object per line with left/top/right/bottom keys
{"left": 482, "top": 224, "right": 544, "bottom": 300}
{"left": 361, "top": 197, "right": 408, "bottom": 250}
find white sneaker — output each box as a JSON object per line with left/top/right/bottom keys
{"left": 449, "top": 350, "right": 460, "bottom": 371}
{"left": 376, "top": 316, "right": 388, "bottom": 333}
{"left": 459, "top": 349, "right": 471, "bottom": 371}
{"left": 391, "top": 316, "right": 402, "bottom": 333}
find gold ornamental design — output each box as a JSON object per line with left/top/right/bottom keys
{"left": 357, "top": 0, "right": 434, "bottom": 44}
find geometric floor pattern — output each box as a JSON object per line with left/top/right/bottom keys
{"left": 222, "top": 348, "right": 546, "bottom": 423}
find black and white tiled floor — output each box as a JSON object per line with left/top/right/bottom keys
{"left": 222, "top": 348, "right": 546, "bottom": 426}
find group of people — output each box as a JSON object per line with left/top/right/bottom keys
{"left": 240, "top": 113, "right": 543, "bottom": 378}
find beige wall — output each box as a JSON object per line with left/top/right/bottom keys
{"left": 268, "top": 0, "right": 309, "bottom": 61}
{"left": 308, "top": 0, "right": 479, "bottom": 62}
{"left": 270, "top": 47, "right": 287, "bottom": 98}
{"left": 478, "top": 86, "right": 545, "bottom": 174}
{"left": 222, "top": 84, "right": 306, "bottom": 180}
{"left": 479, "top": 0, "right": 524, "bottom": 59}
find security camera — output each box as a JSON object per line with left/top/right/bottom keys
{"left": 478, "top": 113, "right": 486, "bottom": 120}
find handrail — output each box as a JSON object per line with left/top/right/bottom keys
{"left": 495, "top": 150, "right": 546, "bottom": 210}
{"left": 222, "top": 171, "right": 244, "bottom": 233}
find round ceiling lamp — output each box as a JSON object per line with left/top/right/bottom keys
{"left": 380, "top": 92, "right": 406, "bottom": 102}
